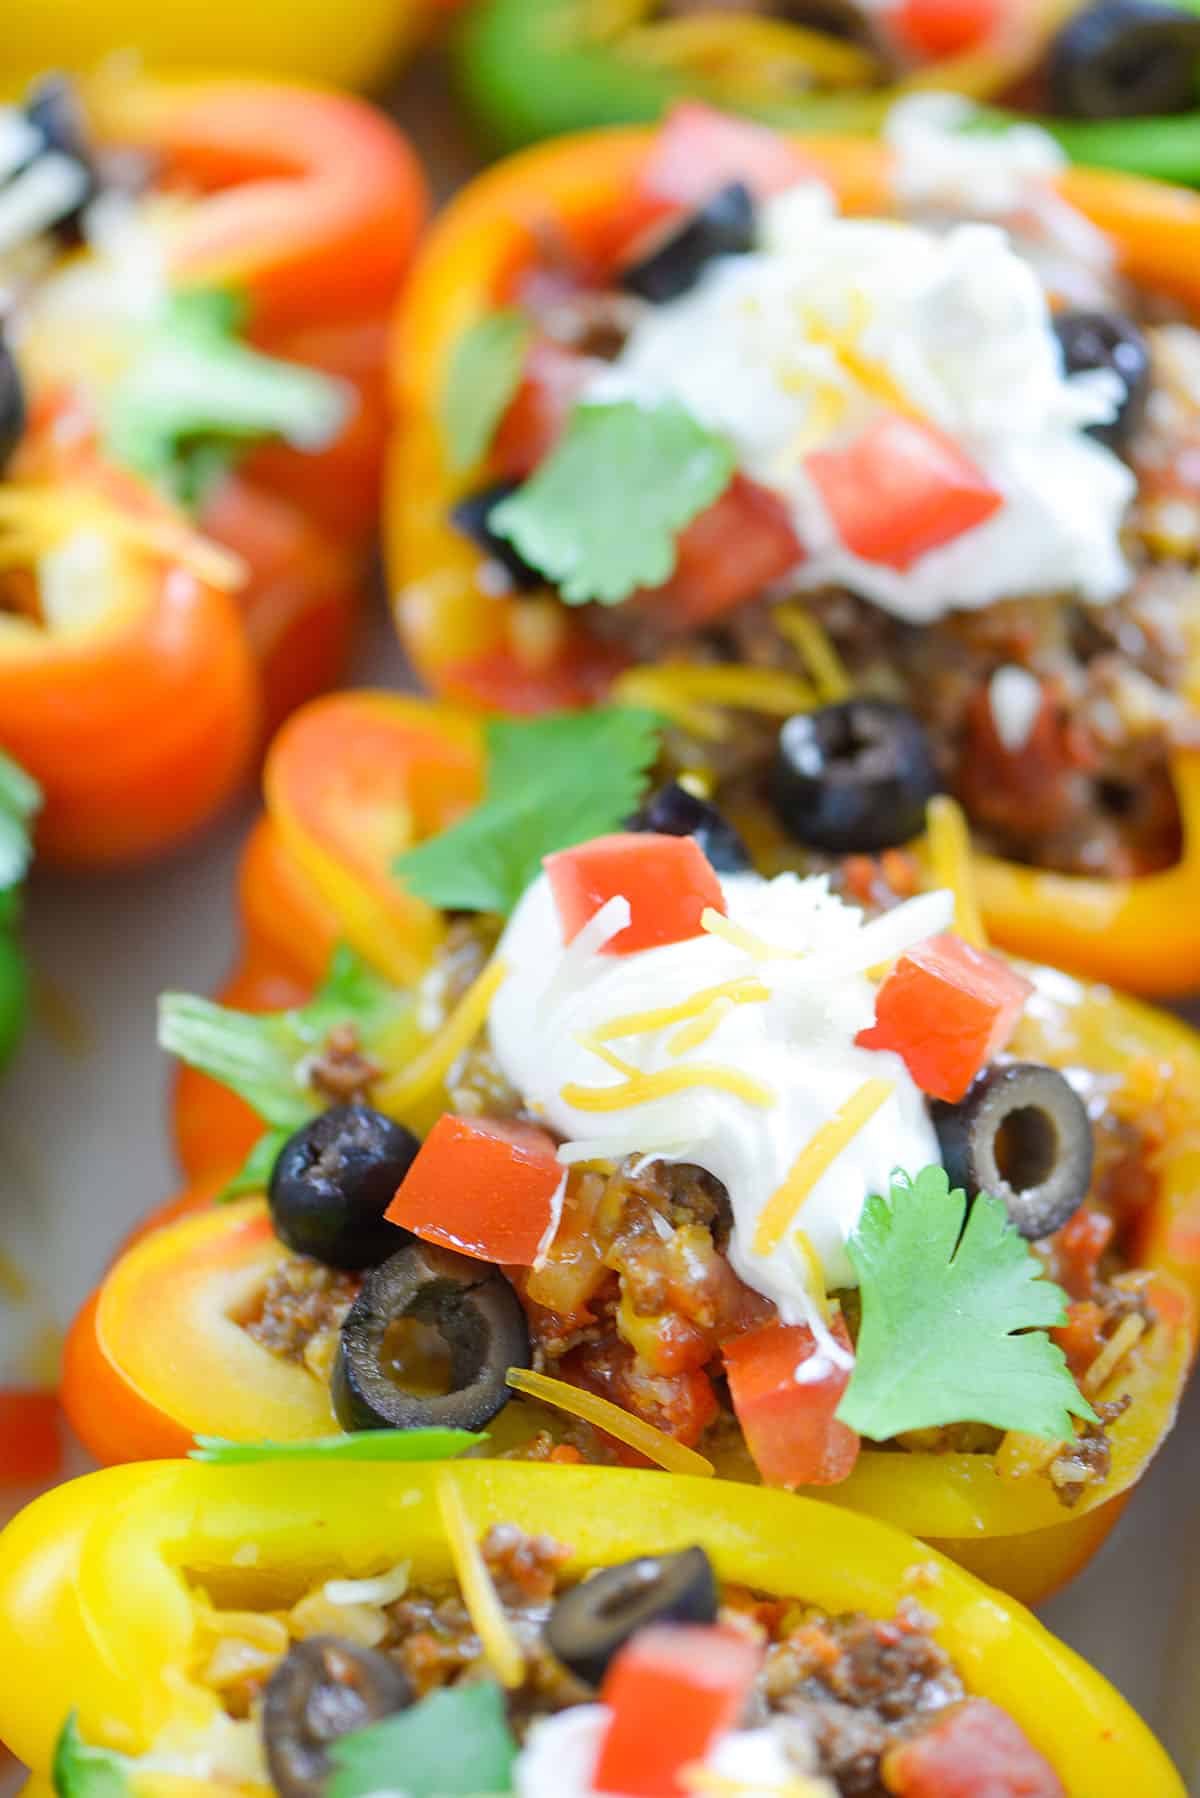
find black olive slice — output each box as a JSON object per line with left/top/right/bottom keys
{"left": 1048, "top": 0, "right": 1200, "bottom": 118}
{"left": 933, "top": 1062, "right": 1094, "bottom": 1240}
{"left": 269, "top": 1105, "right": 421, "bottom": 1271}
{"left": 332, "top": 1239, "right": 530, "bottom": 1432}
{"left": 620, "top": 182, "right": 756, "bottom": 306}
{"left": 769, "top": 700, "right": 939, "bottom": 853}
{"left": 21, "top": 77, "right": 98, "bottom": 241}
{"left": 0, "top": 334, "right": 25, "bottom": 475}
{"left": 545, "top": 1547, "right": 717, "bottom": 1687}
{"left": 629, "top": 782, "right": 753, "bottom": 874}
{"left": 1052, "top": 311, "right": 1151, "bottom": 455}
{"left": 451, "top": 481, "right": 544, "bottom": 591}
{"left": 263, "top": 1636, "right": 412, "bottom": 1798}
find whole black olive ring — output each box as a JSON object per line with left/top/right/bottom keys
{"left": 621, "top": 182, "right": 757, "bottom": 306}
{"left": 1048, "top": 0, "right": 1200, "bottom": 120}
{"left": 769, "top": 700, "right": 940, "bottom": 853}
{"left": 268, "top": 1104, "right": 421, "bottom": 1271}
{"left": 933, "top": 1062, "right": 1094, "bottom": 1240}
{"left": 545, "top": 1547, "right": 718, "bottom": 1687}
{"left": 332, "top": 1239, "right": 530, "bottom": 1432}
{"left": 629, "top": 782, "right": 753, "bottom": 874}
{"left": 263, "top": 1636, "right": 412, "bottom": 1798}
{"left": 1053, "top": 311, "right": 1151, "bottom": 456}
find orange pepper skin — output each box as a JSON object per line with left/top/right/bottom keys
{"left": 390, "top": 127, "right": 1200, "bottom": 993}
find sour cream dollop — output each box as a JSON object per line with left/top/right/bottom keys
{"left": 515, "top": 1704, "right": 833, "bottom": 1798}
{"left": 489, "top": 870, "right": 948, "bottom": 1341}
{"left": 588, "top": 174, "right": 1134, "bottom": 624}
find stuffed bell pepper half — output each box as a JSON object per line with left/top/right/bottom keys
{"left": 393, "top": 97, "right": 1200, "bottom": 994}
{"left": 457, "top": 0, "right": 1200, "bottom": 188}
{"left": 0, "top": 70, "right": 426, "bottom": 866}
{"left": 0, "top": 1457, "right": 1186, "bottom": 1797}
{"left": 63, "top": 692, "right": 1200, "bottom": 1605}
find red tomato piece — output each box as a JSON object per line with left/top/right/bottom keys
{"left": 806, "top": 413, "right": 1002, "bottom": 571}
{"left": 880, "top": 1697, "right": 1066, "bottom": 1797}
{"left": 856, "top": 932, "right": 1032, "bottom": 1104}
{"left": 722, "top": 1316, "right": 859, "bottom": 1487}
{"left": 638, "top": 475, "right": 803, "bottom": 631}
{"left": 594, "top": 1624, "right": 762, "bottom": 1798}
{"left": 0, "top": 1390, "right": 62, "bottom": 1485}
{"left": 493, "top": 339, "right": 596, "bottom": 479}
{"left": 1052, "top": 1207, "right": 1115, "bottom": 1302}
{"left": 545, "top": 832, "right": 726, "bottom": 954}
{"left": 642, "top": 103, "right": 816, "bottom": 211}
{"left": 386, "top": 1115, "right": 563, "bottom": 1266}
{"left": 1051, "top": 1299, "right": 1107, "bottom": 1381}
{"left": 891, "top": 0, "right": 1004, "bottom": 60}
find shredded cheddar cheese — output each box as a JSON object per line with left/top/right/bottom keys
{"left": 701, "top": 906, "right": 805, "bottom": 962}
{"left": 0, "top": 485, "right": 244, "bottom": 591}
{"left": 506, "top": 1366, "right": 714, "bottom": 1477}
{"left": 683, "top": 1767, "right": 833, "bottom": 1798}
{"left": 1082, "top": 1313, "right": 1146, "bottom": 1397}
{"left": 669, "top": 995, "right": 736, "bottom": 1056}
{"left": 754, "top": 1078, "right": 895, "bottom": 1256}
{"left": 924, "top": 795, "right": 986, "bottom": 948}
{"left": 375, "top": 955, "right": 508, "bottom": 1118}
{"left": 613, "top": 664, "right": 817, "bottom": 741}
{"left": 435, "top": 1472, "right": 526, "bottom": 1689}
{"left": 774, "top": 605, "right": 851, "bottom": 704}
{"left": 564, "top": 1032, "right": 776, "bottom": 1113}
{"left": 592, "top": 977, "right": 771, "bottom": 1043}
{"left": 792, "top": 1230, "right": 831, "bottom": 1323}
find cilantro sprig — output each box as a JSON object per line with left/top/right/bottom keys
{"left": 0, "top": 750, "right": 40, "bottom": 892}
{"left": 53, "top": 1715, "right": 130, "bottom": 1798}
{"left": 838, "top": 1166, "right": 1098, "bottom": 1443}
{"left": 440, "top": 309, "right": 532, "bottom": 473}
{"left": 190, "top": 1428, "right": 485, "bottom": 1464}
{"left": 328, "top": 1681, "right": 517, "bottom": 1798}
{"left": 492, "top": 400, "right": 736, "bottom": 605}
{"left": 158, "top": 943, "right": 414, "bottom": 1131}
{"left": 395, "top": 706, "right": 662, "bottom": 916}
{"left": 104, "top": 288, "right": 349, "bottom": 509}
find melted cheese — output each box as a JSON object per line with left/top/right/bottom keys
{"left": 376, "top": 955, "right": 508, "bottom": 1118}
{"left": 436, "top": 1472, "right": 525, "bottom": 1688}
{"left": 924, "top": 795, "right": 985, "bottom": 948}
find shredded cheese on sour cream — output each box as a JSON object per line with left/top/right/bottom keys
{"left": 489, "top": 871, "right": 949, "bottom": 1354}
{"left": 587, "top": 103, "right": 1134, "bottom": 627}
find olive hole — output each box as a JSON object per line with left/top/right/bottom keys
{"left": 380, "top": 1315, "right": 456, "bottom": 1398}
{"left": 993, "top": 1106, "right": 1058, "bottom": 1193}
{"left": 595, "top": 1566, "right": 656, "bottom": 1620}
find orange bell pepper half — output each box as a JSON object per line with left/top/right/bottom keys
{"left": 390, "top": 122, "right": 1200, "bottom": 994}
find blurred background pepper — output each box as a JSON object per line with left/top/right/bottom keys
{"left": 456, "top": 0, "right": 1200, "bottom": 183}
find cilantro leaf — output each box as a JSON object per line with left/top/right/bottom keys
{"left": 104, "top": 287, "right": 349, "bottom": 509}
{"left": 440, "top": 310, "right": 532, "bottom": 473}
{"left": 327, "top": 1681, "right": 517, "bottom": 1798}
{"left": 838, "top": 1166, "right": 1098, "bottom": 1443}
{"left": 190, "top": 1428, "right": 485, "bottom": 1464}
{"left": 215, "top": 1128, "right": 290, "bottom": 1203}
{"left": 53, "top": 1715, "right": 129, "bottom": 1798}
{"left": 394, "top": 707, "right": 662, "bottom": 915}
{"left": 159, "top": 944, "right": 414, "bottom": 1130}
{"left": 492, "top": 400, "right": 736, "bottom": 605}
{"left": 0, "top": 750, "right": 40, "bottom": 892}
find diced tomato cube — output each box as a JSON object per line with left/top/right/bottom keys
{"left": 722, "top": 1317, "right": 859, "bottom": 1487}
{"left": 1051, "top": 1298, "right": 1107, "bottom": 1381}
{"left": 806, "top": 414, "right": 1002, "bottom": 571}
{"left": 545, "top": 832, "right": 726, "bottom": 954}
{"left": 0, "top": 1390, "right": 62, "bottom": 1485}
{"left": 856, "top": 933, "right": 1032, "bottom": 1104}
{"left": 890, "top": 0, "right": 1003, "bottom": 60}
{"left": 881, "top": 1697, "right": 1065, "bottom": 1797}
{"left": 386, "top": 1115, "right": 563, "bottom": 1265}
{"left": 642, "top": 103, "right": 816, "bottom": 212}
{"left": 594, "top": 1624, "right": 762, "bottom": 1798}
{"left": 637, "top": 475, "right": 803, "bottom": 631}
{"left": 1052, "top": 1207, "right": 1115, "bottom": 1303}
{"left": 493, "top": 339, "right": 596, "bottom": 479}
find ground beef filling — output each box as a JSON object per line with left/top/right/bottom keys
{"left": 208, "top": 1526, "right": 975, "bottom": 1797}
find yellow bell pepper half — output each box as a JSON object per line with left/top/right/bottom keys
{"left": 0, "top": 1458, "right": 1185, "bottom": 1795}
